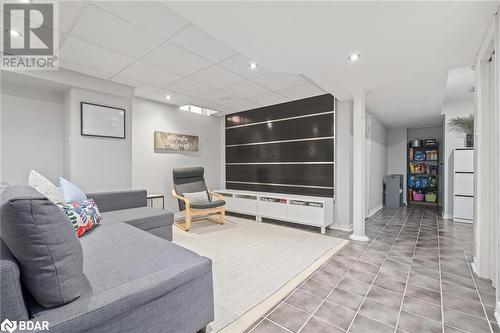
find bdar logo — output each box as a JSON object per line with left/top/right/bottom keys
{"left": 1, "top": 319, "right": 17, "bottom": 333}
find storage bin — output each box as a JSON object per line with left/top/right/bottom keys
{"left": 425, "top": 193, "right": 437, "bottom": 202}
{"left": 413, "top": 192, "right": 424, "bottom": 201}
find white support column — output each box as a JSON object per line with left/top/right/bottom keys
{"left": 350, "top": 91, "right": 369, "bottom": 242}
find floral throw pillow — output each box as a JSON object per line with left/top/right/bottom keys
{"left": 58, "top": 199, "right": 101, "bottom": 237}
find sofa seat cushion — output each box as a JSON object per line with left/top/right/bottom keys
{"left": 100, "top": 207, "right": 173, "bottom": 231}
{"left": 30, "top": 223, "right": 212, "bottom": 327}
{"left": 191, "top": 199, "right": 225, "bottom": 210}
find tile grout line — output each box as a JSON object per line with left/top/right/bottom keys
{"left": 343, "top": 206, "right": 414, "bottom": 332}
{"left": 346, "top": 207, "right": 416, "bottom": 332}
{"left": 247, "top": 234, "right": 352, "bottom": 332}
{"left": 295, "top": 209, "right": 405, "bottom": 332}
{"left": 436, "top": 207, "right": 446, "bottom": 333}
{"left": 451, "top": 215, "right": 495, "bottom": 333}
{"left": 392, "top": 208, "right": 425, "bottom": 333}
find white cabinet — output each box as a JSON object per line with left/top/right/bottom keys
{"left": 259, "top": 197, "right": 288, "bottom": 220}
{"left": 215, "top": 189, "right": 334, "bottom": 234}
{"left": 453, "top": 149, "right": 474, "bottom": 223}
{"left": 454, "top": 196, "right": 474, "bottom": 221}
{"left": 454, "top": 149, "right": 474, "bottom": 172}
{"left": 454, "top": 173, "right": 474, "bottom": 196}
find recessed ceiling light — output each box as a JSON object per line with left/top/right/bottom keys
{"left": 9, "top": 30, "right": 22, "bottom": 37}
{"left": 165, "top": 95, "right": 171, "bottom": 100}
{"left": 249, "top": 62, "right": 258, "bottom": 70}
{"left": 18, "top": 0, "right": 31, "bottom": 3}
{"left": 348, "top": 53, "right": 360, "bottom": 62}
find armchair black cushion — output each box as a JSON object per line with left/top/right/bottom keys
{"left": 191, "top": 200, "right": 225, "bottom": 210}
{"left": 173, "top": 167, "right": 210, "bottom": 211}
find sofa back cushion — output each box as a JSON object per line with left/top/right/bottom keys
{"left": 0, "top": 185, "right": 83, "bottom": 308}
{"left": 0, "top": 238, "right": 28, "bottom": 321}
{"left": 86, "top": 190, "right": 147, "bottom": 213}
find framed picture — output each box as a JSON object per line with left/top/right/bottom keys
{"left": 154, "top": 131, "right": 199, "bottom": 151}
{"left": 81, "top": 102, "right": 125, "bottom": 139}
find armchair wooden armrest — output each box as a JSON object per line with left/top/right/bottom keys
{"left": 171, "top": 189, "right": 190, "bottom": 206}
{"left": 171, "top": 189, "right": 225, "bottom": 231}
{"left": 209, "top": 191, "right": 225, "bottom": 201}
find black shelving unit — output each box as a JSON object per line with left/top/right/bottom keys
{"left": 407, "top": 142, "right": 439, "bottom": 206}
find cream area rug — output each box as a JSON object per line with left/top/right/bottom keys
{"left": 172, "top": 216, "right": 347, "bottom": 333}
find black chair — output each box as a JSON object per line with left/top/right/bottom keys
{"left": 172, "top": 167, "right": 225, "bottom": 231}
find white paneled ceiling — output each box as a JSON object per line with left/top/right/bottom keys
{"left": 53, "top": 1, "right": 326, "bottom": 115}
{"left": 167, "top": 1, "right": 498, "bottom": 127}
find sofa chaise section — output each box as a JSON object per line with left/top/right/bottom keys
{"left": 29, "top": 223, "right": 214, "bottom": 333}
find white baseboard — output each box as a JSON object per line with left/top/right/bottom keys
{"left": 441, "top": 212, "right": 452, "bottom": 219}
{"left": 367, "top": 204, "right": 383, "bottom": 218}
{"left": 495, "top": 302, "right": 500, "bottom": 325}
{"left": 471, "top": 260, "right": 479, "bottom": 276}
{"left": 333, "top": 224, "right": 353, "bottom": 232}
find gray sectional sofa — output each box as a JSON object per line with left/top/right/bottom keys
{"left": 0, "top": 186, "right": 214, "bottom": 333}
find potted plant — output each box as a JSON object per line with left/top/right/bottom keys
{"left": 448, "top": 114, "right": 474, "bottom": 147}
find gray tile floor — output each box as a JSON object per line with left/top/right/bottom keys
{"left": 246, "top": 205, "right": 498, "bottom": 333}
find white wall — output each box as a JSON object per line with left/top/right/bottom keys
{"left": 441, "top": 98, "right": 474, "bottom": 218}
{"left": 1, "top": 93, "right": 64, "bottom": 185}
{"left": 66, "top": 88, "right": 132, "bottom": 192}
{"left": 387, "top": 128, "right": 408, "bottom": 203}
{"left": 334, "top": 100, "right": 353, "bottom": 230}
{"left": 132, "top": 98, "right": 223, "bottom": 212}
{"left": 367, "top": 114, "right": 387, "bottom": 216}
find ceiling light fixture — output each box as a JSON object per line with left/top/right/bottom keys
{"left": 249, "top": 62, "right": 258, "bottom": 70}
{"left": 165, "top": 95, "right": 171, "bottom": 100}
{"left": 348, "top": 53, "right": 360, "bottom": 62}
{"left": 9, "top": 30, "right": 22, "bottom": 37}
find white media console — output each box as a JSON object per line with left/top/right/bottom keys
{"left": 214, "top": 189, "right": 334, "bottom": 234}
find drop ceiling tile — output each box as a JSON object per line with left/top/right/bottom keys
{"left": 169, "top": 24, "right": 237, "bottom": 63}
{"left": 141, "top": 42, "right": 212, "bottom": 76}
{"left": 222, "top": 96, "right": 260, "bottom": 111}
{"left": 201, "top": 90, "right": 259, "bottom": 110}
{"left": 110, "top": 75, "right": 158, "bottom": 97}
{"left": 190, "top": 65, "right": 245, "bottom": 89}
{"left": 71, "top": 5, "right": 161, "bottom": 58}
{"left": 59, "top": 59, "right": 113, "bottom": 80}
{"left": 59, "top": 37, "right": 134, "bottom": 73}
{"left": 93, "top": 1, "right": 189, "bottom": 39}
{"left": 193, "top": 99, "right": 236, "bottom": 114}
{"left": 249, "top": 92, "right": 290, "bottom": 106}
{"left": 144, "top": 89, "right": 193, "bottom": 107}
{"left": 222, "top": 80, "right": 272, "bottom": 98}
{"left": 200, "top": 90, "right": 237, "bottom": 104}
{"left": 219, "top": 54, "right": 269, "bottom": 79}
{"left": 278, "top": 83, "right": 325, "bottom": 100}
{"left": 166, "top": 78, "right": 216, "bottom": 97}
{"left": 59, "top": 1, "right": 85, "bottom": 33}
{"left": 118, "top": 62, "right": 180, "bottom": 87}
{"left": 254, "top": 73, "right": 309, "bottom": 91}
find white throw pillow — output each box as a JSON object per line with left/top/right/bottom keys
{"left": 59, "top": 177, "right": 87, "bottom": 203}
{"left": 183, "top": 191, "right": 210, "bottom": 205}
{"left": 28, "top": 170, "right": 64, "bottom": 203}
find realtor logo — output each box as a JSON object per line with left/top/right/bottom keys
{"left": 0, "top": 319, "right": 49, "bottom": 332}
{"left": 2, "top": 2, "right": 58, "bottom": 70}
{"left": 0, "top": 319, "right": 17, "bottom": 333}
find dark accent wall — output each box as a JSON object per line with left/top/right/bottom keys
{"left": 225, "top": 94, "right": 335, "bottom": 197}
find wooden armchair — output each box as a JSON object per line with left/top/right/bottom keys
{"left": 171, "top": 167, "right": 225, "bottom": 231}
